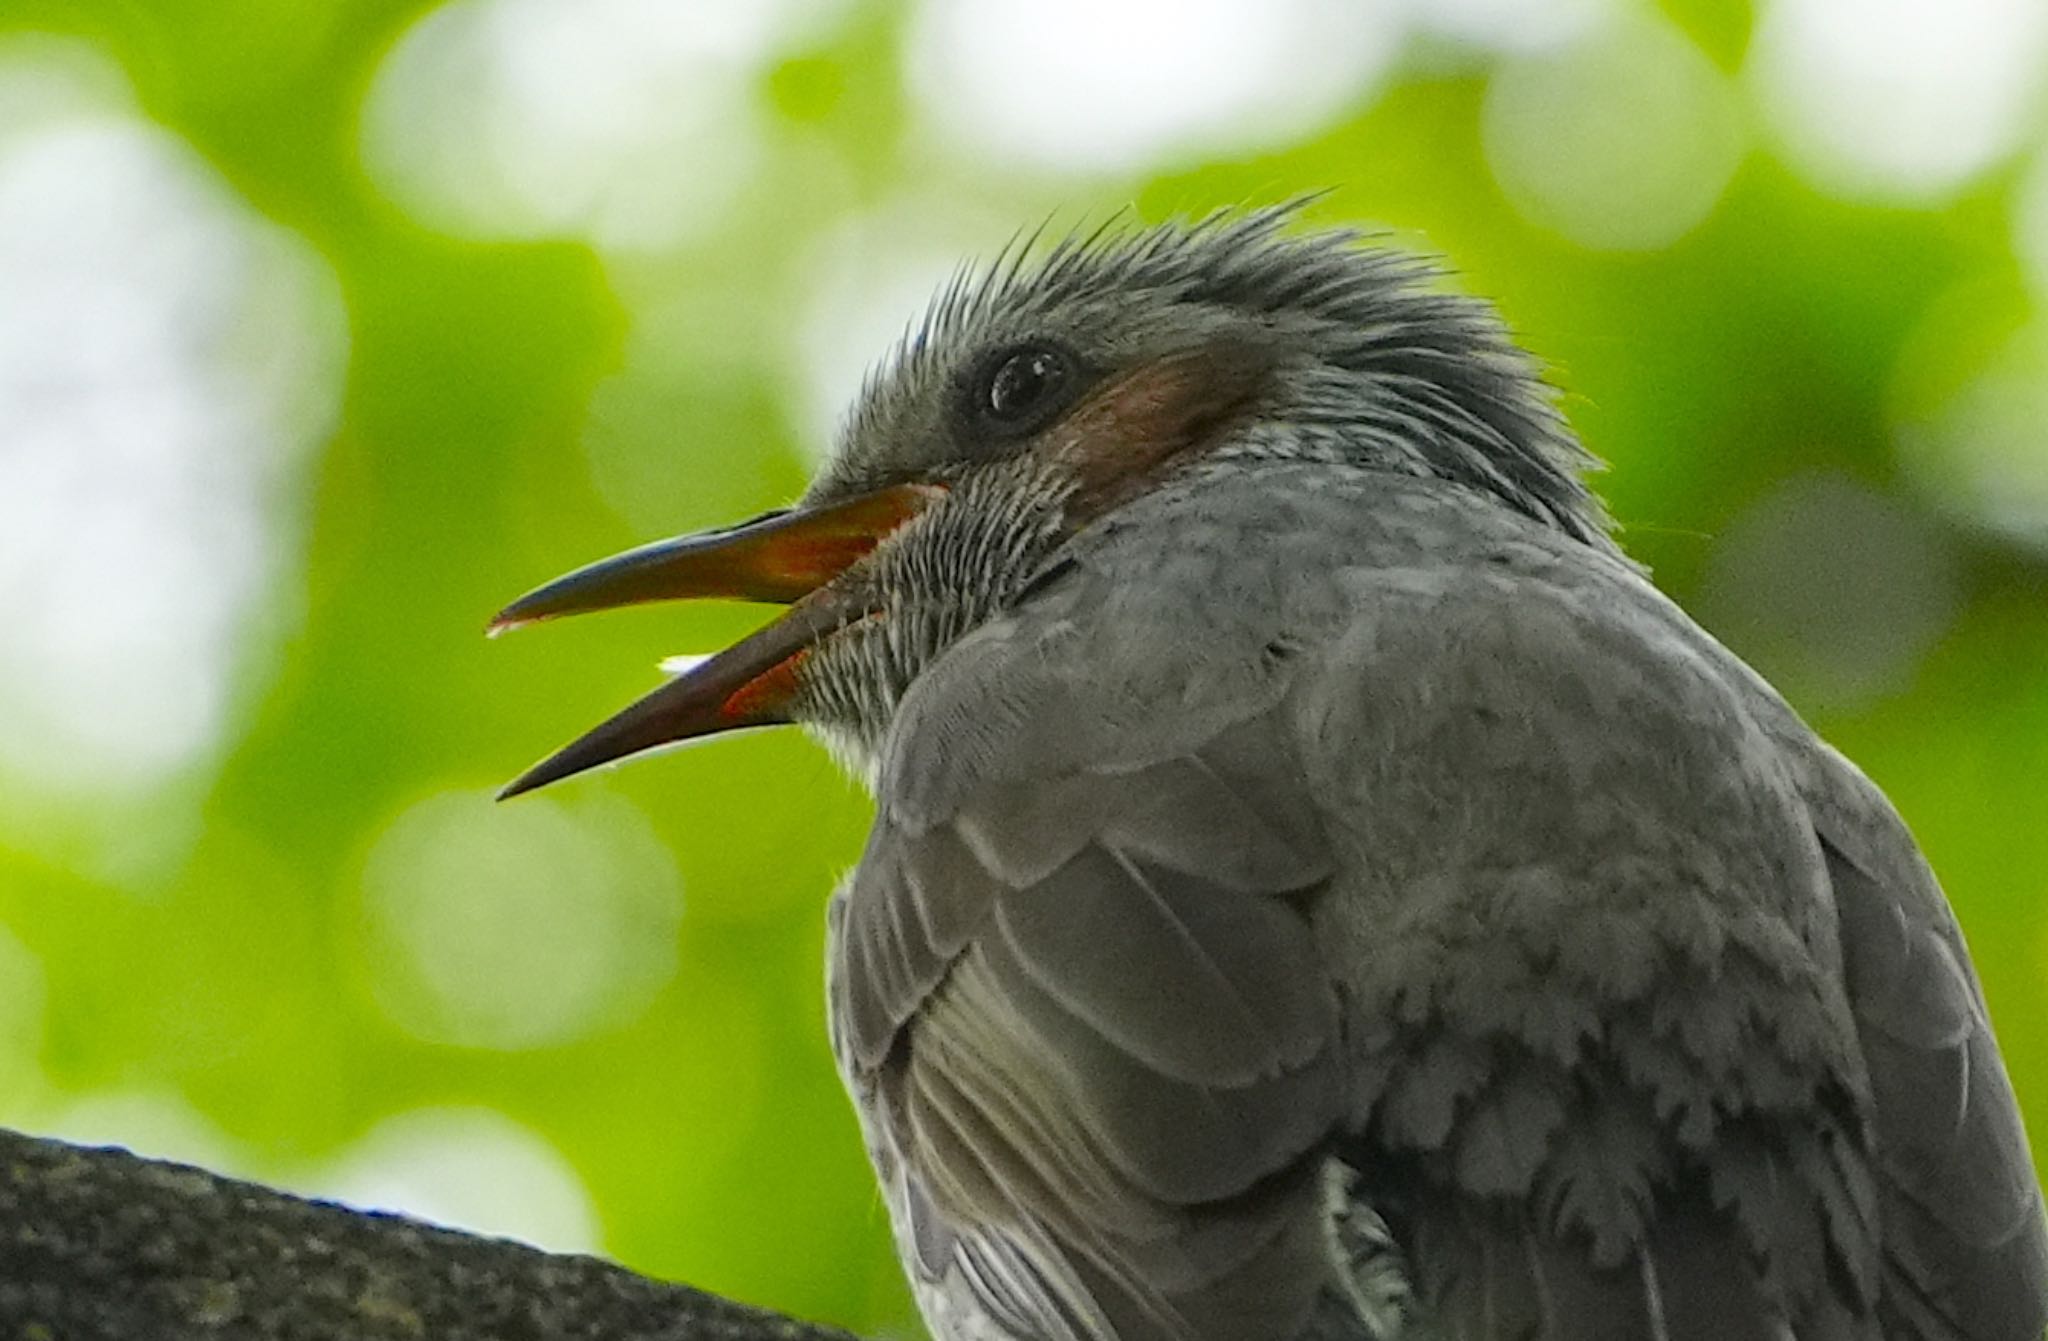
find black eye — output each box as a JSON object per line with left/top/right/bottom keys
{"left": 981, "top": 345, "right": 1073, "bottom": 428}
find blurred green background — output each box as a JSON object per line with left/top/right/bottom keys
{"left": 0, "top": 0, "right": 2044, "bottom": 1334}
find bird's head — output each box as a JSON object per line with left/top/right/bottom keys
{"left": 493, "top": 203, "right": 1611, "bottom": 797}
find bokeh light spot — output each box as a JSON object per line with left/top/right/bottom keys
{"left": 2013, "top": 150, "right": 2048, "bottom": 299}
{"left": 1696, "top": 473, "right": 1962, "bottom": 711}
{"left": 0, "top": 41, "right": 345, "bottom": 800}
{"left": 580, "top": 354, "right": 794, "bottom": 537}
{"left": 307, "top": 1106, "right": 602, "bottom": 1253}
{"left": 37, "top": 1089, "right": 248, "bottom": 1173}
{"left": 1482, "top": 12, "right": 1746, "bottom": 251}
{"left": 354, "top": 789, "right": 683, "bottom": 1050}
{"left": 789, "top": 197, "right": 1022, "bottom": 454}
{"left": 0, "top": 921, "right": 48, "bottom": 1096}
{"left": 360, "top": 0, "right": 826, "bottom": 252}
{"left": 1896, "top": 323, "right": 2048, "bottom": 555}
{"left": 1750, "top": 0, "right": 2048, "bottom": 202}
{"left": 907, "top": 0, "right": 1401, "bottom": 174}
{"left": 1410, "top": 0, "right": 1611, "bottom": 54}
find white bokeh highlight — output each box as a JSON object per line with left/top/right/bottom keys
{"left": 788, "top": 197, "right": 1024, "bottom": 454}
{"left": 1408, "top": 0, "right": 1611, "bottom": 54}
{"left": 307, "top": 1107, "right": 602, "bottom": 1253}
{"left": 38, "top": 1089, "right": 249, "bottom": 1174}
{"left": 1697, "top": 473, "right": 1962, "bottom": 710}
{"left": 1482, "top": 12, "right": 1746, "bottom": 251}
{"left": 355, "top": 789, "right": 683, "bottom": 1050}
{"left": 2014, "top": 150, "right": 2048, "bottom": 299}
{"left": 1897, "top": 323, "right": 2048, "bottom": 554}
{"left": 908, "top": 0, "right": 1402, "bottom": 174}
{"left": 0, "top": 41, "right": 345, "bottom": 798}
{"left": 361, "top": 0, "right": 828, "bottom": 251}
{"left": 1750, "top": 0, "right": 2048, "bottom": 202}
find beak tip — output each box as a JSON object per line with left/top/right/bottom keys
{"left": 495, "top": 769, "right": 545, "bottom": 801}
{"left": 497, "top": 742, "right": 597, "bottom": 800}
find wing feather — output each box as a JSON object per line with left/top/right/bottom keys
{"left": 1815, "top": 820, "right": 2048, "bottom": 1339}
{"left": 834, "top": 705, "right": 1345, "bottom": 1340}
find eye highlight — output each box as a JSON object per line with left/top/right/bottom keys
{"left": 974, "top": 343, "right": 1077, "bottom": 433}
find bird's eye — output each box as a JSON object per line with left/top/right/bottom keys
{"left": 981, "top": 345, "right": 1074, "bottom": 428}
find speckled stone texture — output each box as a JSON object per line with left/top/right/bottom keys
{"left": 0, "top": 1128, "right": 862, "bottom": 1341}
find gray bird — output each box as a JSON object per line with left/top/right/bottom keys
{"left": 491, "top": 205, "right": 2048, "bottom": 1341}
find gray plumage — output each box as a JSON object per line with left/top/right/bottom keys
{"left": 793, "top": 206, "right": 2048, "bottom": 1340}
{"left": 505, "top": 203, "right": 2048, "bottom": 1339}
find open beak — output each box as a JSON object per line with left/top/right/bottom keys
{"left": 491, "top": 482, "right": 940, "bottom": 799}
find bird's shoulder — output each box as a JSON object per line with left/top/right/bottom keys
{"left": 874, "top": 463, "right": 1630, "bottom": 826}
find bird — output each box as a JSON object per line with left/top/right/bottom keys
{"left": 490, "top": 203, "right": 2048, "bottom": 1341}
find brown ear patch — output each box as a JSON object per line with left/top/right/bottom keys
{"left": 1047, "top": 342, "right": 1274, "bottom": 525}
